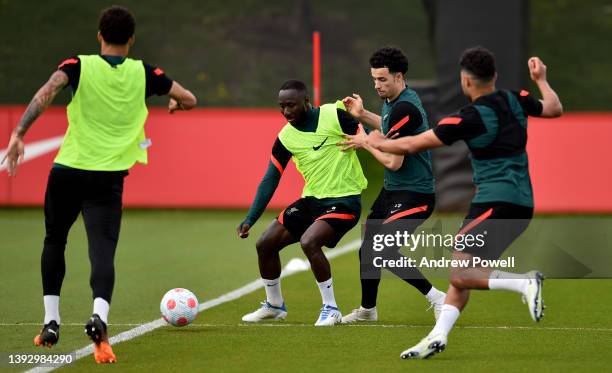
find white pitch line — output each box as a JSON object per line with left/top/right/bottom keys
{"left": 6, "top": 322, "right": 612, "bottom": 333}
{"left": 25, "top": 239, "right": 361, "bottom": 373}
{"left": 234, "top": 323, "right": 612, "bottom": 333}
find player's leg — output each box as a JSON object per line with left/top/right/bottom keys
{"left": 256, "top": 220, "right": 297, "bottom": 280}
{"left": 301, "top": 199, "right": 360, "bottom": 326}
{"left": 359, "top": 191, "right": 384, "bottom": 310}
{"left": 399, "top": 249, "right": 468, "bottom": 359}
{"left": 472, "top": 204, "right": 543, "bottom": 321}
{"left": 444, "top": 203, "right": 542, "bottom": 319}
{"left": 400, "top": 204, "right": 494, "bottom": 359}
{"left": 242, "top": 203, "right": 300, "bottom": 322}
{"left": 343, "top": 190, "right": 386, "bottom": 323}
{"left": 300, "top": 219, "right": 344, "bottom": 325}
{"left": 81, "top": 170, "right": 126, "bottom": 364}
{"left": 379, "top": 216, "right": 446, "bottom": 319}
{"left": 401, "top": 203, "right": 540, "bottom": 359}
{"left": 341, "top": 219, "right": 381, "bottom": 323}
{"left": 361, "top": 190, "right": 445, "bottom": 320}
{"left": 300, "top": 220, "right": 336, "bottom": 282}
{"left": 35, "top": 168, "right": 82, "bottom": 347}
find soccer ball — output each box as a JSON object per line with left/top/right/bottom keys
{"left": 160, "top": 288, "right": 199, "bottom": 327}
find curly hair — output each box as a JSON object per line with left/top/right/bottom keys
{"left": 460, "top": 46, "right": 496, "bottom": 81}
{"left": 369, "top": 47, "right": 409, "bottom": 75}
{"left": 98, "top": 6, "right": 135, "bottom": 45}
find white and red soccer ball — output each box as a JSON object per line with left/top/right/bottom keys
{"left": 160, "top": 288, "right": 199, "bottom": 327}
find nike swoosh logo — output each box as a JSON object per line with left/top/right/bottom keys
{"left": 312, "top": 137, "right": 328, "bottom": 151}
{"left": 48, "top": 329, "right": 57, "bottom": 335}
{"left": 0, "top": 135, "right": 64, "bottom": 172}
{"left": 266, "top": 283, "right": 278, "bottom": 287}
{"left": 389, "top": 209, "right": 401, "bottom": 214}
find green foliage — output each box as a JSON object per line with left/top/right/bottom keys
{"left": 2, "top": 1, "right": 608, "bottom": 109}
{"left": 1, "top": 0, "right": 438, "bottom": 108}
{"left": 529, "top": 0, "right": 612, "bottom": 110}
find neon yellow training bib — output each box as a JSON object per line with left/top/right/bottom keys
{"left": 55, "top": 55, "right": 149, "bottom": 171}
{"left": 278, "top": 101, "right": 367, "bottom": 199}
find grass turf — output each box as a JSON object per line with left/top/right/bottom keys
{"left": 1, "top": 209, "right": 611, "bottom": 372}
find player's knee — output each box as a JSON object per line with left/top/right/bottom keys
{"left": 255, "top": 236, "right": 274, "bottom": 257}
{"left": 449, "top": 271, "right": 469, "bottom": 289}
{"left": 43, "top": 234, "right": 68, "bottom": 249}
{"left": 299, "top": 236, "right": 322, "bottom": 257}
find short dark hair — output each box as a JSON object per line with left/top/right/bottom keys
{"left": 98, "top": 6, "right": 135, "bottom": 45}
{"left": 279, "top": 80, "right": 308, "bottom": 96}
{"left": 460, "top": 46, "right": 496, "bottom": 82}
{"left": 369, "top": 47, "right": 409, "bottom": 75}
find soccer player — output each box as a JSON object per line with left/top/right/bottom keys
{"left": 1, "top": 6, "right": 196, "bottom": 363}
{"left": 237, "top": 80, "right": 367, "bottom": 326}
{"left": 366, "top": 47, "right": 562, "bottom": 359}
{"left": 337, "top": 47, "right": 445, "bottom": 323}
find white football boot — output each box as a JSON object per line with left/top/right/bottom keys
{"left": 241, "top": 302, "right": 287, "bottom": 322}
{"left": 400, "top": 333, "right": 447, "bottom": 360}
{"left": 341, "top": 306, "right": 378, "bottom": 323}
{"left": 314, "top": 304, "right": 342, "bottom": 326}
{"left": 522, "top": 271, "right": 545, "bottom": 322}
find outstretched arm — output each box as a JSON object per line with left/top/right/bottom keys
{"left": 1, "top": 70, "right": 68, "bottom": 176}
{"left": 366, "top": 129, "right": 444, "bottom": 155}
{"left": 528, "top": 57, "right": 563, "bottom": 118}
{"left": 237, "top": 138, "right": 291, "bottom": 238}
{"left": 368, "top": 105, "right": 488, "bottom": 155}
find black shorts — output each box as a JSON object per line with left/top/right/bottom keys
{"left": 362, "top": 188, "right": 436, "bottom": 252}
{"left": 277, "top": 195, "right": 361, "bottom": 248}
{"left": 457, "top": 202, "right": 534, "bottom": 260}
{"left": 359, "top": 189, "right": 435, "bottom": 278}
{"left": 367, "top": 189, "right": 435, "bottom": 231}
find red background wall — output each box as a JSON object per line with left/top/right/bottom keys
{"left": 1, "top": 106, "right": 611, "bottom": 212}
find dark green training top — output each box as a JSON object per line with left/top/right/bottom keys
{"left": 433, "top": 89, "right": 544, "bottom": 207}
{"left": 380, "top": 87, "right": 434, "bottom": 194}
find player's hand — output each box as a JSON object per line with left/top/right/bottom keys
{"left": 342, "top": 94, "right": 365, "bottom": 119}
{"left": 168, "top": 98, "right": 183, "bottom": 114}
{"left": 1, "top": 132, "right": 25, "bottom": 177}
{"left": 528, "top": 57, "right": 547, "bottom": 83}
{"left": 337, "top": 123, "right": 367, "bottom": 151}
{"left": 237, "top": 222, "right": 251, "bottom": 238}
{"left": 365, "top": 130, "right": 386, "bottom": 150}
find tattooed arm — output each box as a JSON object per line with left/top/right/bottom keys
{"left": 14, "top": 70, "right": 69, "bottom": 136}
{"left": 1, "top": 70, "right": 68, "bottom": 176}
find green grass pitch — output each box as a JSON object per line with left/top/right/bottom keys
{"left": 1, "top": 209, "right": 611, "bottom": 372}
